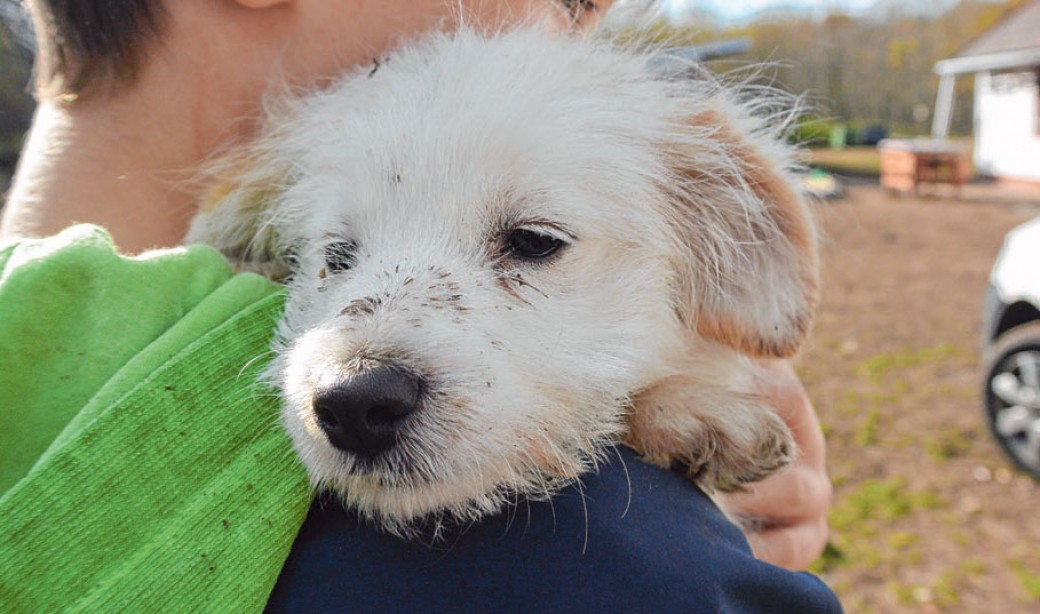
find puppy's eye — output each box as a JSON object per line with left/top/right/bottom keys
{"left": 324, "top": 241, "right": 358, "bottom": 272}
{"left": 506, "top": 229, "right": 565, "bottom": 260}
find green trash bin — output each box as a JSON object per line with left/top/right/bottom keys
{"left": 829, "top": 124, "right": 847, "bottom": 150}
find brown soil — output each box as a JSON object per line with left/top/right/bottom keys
{"left": 801, "top": 182, "right": 1040, "bottom": 613}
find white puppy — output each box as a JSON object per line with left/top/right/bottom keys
{"left": 188, "top": 27, "right": 819, "bottom": 537}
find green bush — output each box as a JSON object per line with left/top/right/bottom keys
{"left": 789, "top": 117, "right": 835, "bottom": 147}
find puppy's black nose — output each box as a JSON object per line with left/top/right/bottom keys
{"left": 312, "top": 366, "right": 422, "bottom": 458}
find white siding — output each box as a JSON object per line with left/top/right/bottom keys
{"left": 974, "top": 68, "right": 1040, "bottom": 181}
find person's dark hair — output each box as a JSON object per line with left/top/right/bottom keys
{"left": 26, "top": 0, "right": 165, "bottom": 98}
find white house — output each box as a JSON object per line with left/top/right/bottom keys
{"left": 933, "top": 1, "right": 1040, "bottom": 183}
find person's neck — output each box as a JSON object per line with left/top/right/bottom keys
{"left": 3, "top": 93, "right": 199, "bottom": 253}
{"left": 1, "top": 56, "right": 258, "bottom": 254}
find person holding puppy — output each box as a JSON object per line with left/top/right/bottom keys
{"left": 0, "top": 0, "right": 836, "bottom": 610}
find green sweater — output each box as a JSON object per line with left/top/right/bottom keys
{"left": 0, "top": 225, "right": 311, "bottom": 612}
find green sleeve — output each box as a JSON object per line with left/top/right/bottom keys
{"left": 0, "top": 225, "right": 312, "bottom": 612}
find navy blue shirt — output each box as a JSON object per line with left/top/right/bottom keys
{"left": 268, "top": 447, "right": 842, "bottom": 613}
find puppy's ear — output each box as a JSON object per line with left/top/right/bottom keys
{"left": 185, "top": 151, "right": 294, "bottom": 280}
{"left": 665, "top": 104, "right": 818, "bottom": 358}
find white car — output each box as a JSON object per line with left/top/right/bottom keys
{"left": 982, "top": 217, "right": 1040, "bottom": 479}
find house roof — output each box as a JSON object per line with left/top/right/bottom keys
{"left": 935, "top": 1, "right": 1040, "bottom": 75}
{"left": 957, "top": 0, "right": 1040, "bottom": 58}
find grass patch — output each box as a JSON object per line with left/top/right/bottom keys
{"left": 836, "top": 389, "right": 897, "bottom": 418}
{"left": 924, "top": 427, "right": 974, "bottom": 461}
{"left": 951, "top": 531, "right": 971, "bottom": 547}
{"left": 961, "top": 558, "right": 986, "bottom": 577}
{"left": 887, "top": 531, "right": 923, "bottom": 565}
{"left": 853, "top": 408, "right": 881, "bottom": 446}
{"left": 831, "top": 478, "right": 943, "bottom": 531}
{"left": 889, "top": 582, "right": 917, "bottom": 607}
{"left": 805, "top": 147, "right": 882, "bottom": 176}
{"left": 856, "top": 344, "right": 959, "bottom": 384}
{"left": 1010, "top": 560, "right": 1040, "bottom": 602}
{"left": 846, "top": 596, "right": 875, "bottom": 614}
{"left": 887, "top": 562, "right": 983, "bottom": 609}
{"left": 934, "top": 568, "right": 963, "bottom": 608}
{"left": 808, "top": 541, "right": 846, "bottom": 574}
{"left": 814, "top": 478, "right": 945, "bottom": 574}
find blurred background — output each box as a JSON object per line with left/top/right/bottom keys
{"left": 2, "top": 1, "right": 1039, "bottom": 611}
{"left": 0, "top": 0, "right": 32, "bottom": 194}
{"left": 606, "top": 3, "right": 1040, "bottom": 613}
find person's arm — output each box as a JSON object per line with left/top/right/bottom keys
{"left": 718, "top": 359, "right": 832, "bottom": 571}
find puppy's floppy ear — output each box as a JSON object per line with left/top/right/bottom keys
{"left": 185, "top": 151, "right": 294, "bottom": 280}
{"left": 665, "top": 103, "right": 818, "bottom": 358}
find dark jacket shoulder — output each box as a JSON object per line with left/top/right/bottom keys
{"left": 267, "top": 447, "right": 842, "bottom": 614}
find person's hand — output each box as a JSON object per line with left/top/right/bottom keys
{"left": 717, "top": 359, "right": 832, "bottom": 571}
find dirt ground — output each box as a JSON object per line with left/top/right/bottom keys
{"left": 800, "top": 181, "right": 1040, "bottom": 613}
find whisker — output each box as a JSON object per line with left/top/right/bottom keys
{"left": 238, "top": 349, "right": 278, "bottom": 379}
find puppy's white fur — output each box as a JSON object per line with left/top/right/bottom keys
{"left": 188, "top": 27, "right": 818, "bottom": 537}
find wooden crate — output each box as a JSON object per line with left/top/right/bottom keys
{"left": 879, "top": 139, "right": 971, "bottom": 194}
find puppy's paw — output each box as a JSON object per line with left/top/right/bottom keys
{"left": 625, "top": 379, "right": 796, "bottom": 493}
{"left": 682, "top": 404, "right": 795, "bottom": 492}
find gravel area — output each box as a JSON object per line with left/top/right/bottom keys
{"left": 802, "top": 183, "right": 1040, "bottom": 613}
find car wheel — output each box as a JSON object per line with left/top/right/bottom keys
{"left": 982, "top": 322, "right": 1040, "bottom": 479}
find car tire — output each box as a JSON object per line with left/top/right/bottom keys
{"left": 982, "top": 322, "right": 1040, "bottom": 480}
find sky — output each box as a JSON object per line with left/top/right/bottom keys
{"left": 661, "top": 0, "right": 888, "bottom": 22}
